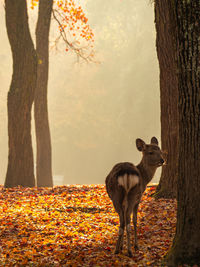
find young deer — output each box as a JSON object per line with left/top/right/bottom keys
{"left": 105, "top": 137, "right": 164, "bottom": 257}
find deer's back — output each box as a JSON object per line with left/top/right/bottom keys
{"left": 105, "top": 162, "right": 140, "bottom": 201}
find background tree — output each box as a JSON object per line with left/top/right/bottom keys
{"left": 4, "top": 0, "right": 94, "bottom": 188}
{"left": 164, "top": 0, "right": 200, "bottom": 265}
{"left": 32, "top": 0, "right": 94, "bottom": 187}
{"left": 34, "top": 0, "right": 54, "bottom": 187}
{"left": 154, "top": 0, "right": 178, "bottom": 199}
{"left": 4, "top": 0, "right": 37, "bottom": 188}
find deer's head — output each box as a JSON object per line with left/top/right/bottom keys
{"left": 136, "top": 137, "right": 165, "bottom": 167}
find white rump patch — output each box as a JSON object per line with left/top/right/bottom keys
{"left": 118, "top": 174, "right": 139, "bottom": 193}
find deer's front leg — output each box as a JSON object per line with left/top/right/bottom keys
{"left": 115, "top": 209, "right": 124, "bottom": 254}
{"left": 133, "top": 203, "right": 139, "bottom": 250}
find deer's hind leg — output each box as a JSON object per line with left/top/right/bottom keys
{"left": 115, "top": 208, "right": 125, "bottom": 254}
{"left": 133, "top": 203, "right": 139, "bottom": 250}
{"left": 125, "top": 202, "right": 134, "bottom": 257}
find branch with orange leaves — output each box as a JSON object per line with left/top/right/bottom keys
{"left": 52, "top": 8, "right": 95, "bottom": 63}
{"left": 31, "top": 0, "right": 97, "bottom": 63}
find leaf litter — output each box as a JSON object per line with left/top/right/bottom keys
{"left": 0, "top": 184, "right": 176, "bottom": 266}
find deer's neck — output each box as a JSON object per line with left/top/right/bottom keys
{"left": 136, "top": 161, "right": 157, "bottom": 187}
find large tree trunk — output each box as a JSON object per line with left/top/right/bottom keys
{"left": 4, "top": 0, "right": 37, "bottom": 188}
{"left": 165, "top": 1, "right": 200, "bottom": 265}
{"left": 34, "top": 0, "right": 53, "bottom": 187}
{"left": 154, "top": 0, "right": 178, "bottom": 199}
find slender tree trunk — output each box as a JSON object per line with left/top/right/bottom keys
{"left": 4, "top": 0, "right": 37, "bottom": 188}
{"left": 35, "top": 0, "right": 53, "bottom": 187}
{"left": 165, "top": 1, "right": 200, "bottom": 265}
{"left": 154, "top": 0, "right": 178, "bottom": 199}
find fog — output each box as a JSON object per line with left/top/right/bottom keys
{"left": 0, "top": 0, "right": 160, "bottom": 185}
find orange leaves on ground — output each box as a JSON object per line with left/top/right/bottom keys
{"left": 0, "top": 184, "right": 176, "bottom": 266}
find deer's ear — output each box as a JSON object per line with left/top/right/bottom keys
{"left": 136, "top": 138, "right": 146, "bottom": 151}
{"left": 151, "top": 137, "right": 158, "bottom": 145}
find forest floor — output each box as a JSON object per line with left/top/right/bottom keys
{"left": 0, "top": 184, "right": 177, "bottom": 266}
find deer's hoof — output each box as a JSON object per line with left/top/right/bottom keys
{"left": 128, "top": 250, "right": 133, "bottom": 258}
{"left": 134, "top": 244, "right": 139, "bottom": 251}
{"left": 114, "top": 249, "right": 119, "bottom": 255}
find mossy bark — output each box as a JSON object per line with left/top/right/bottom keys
{"left": 35, "top": 0, "right": 53, "bottom": 187}
{"left": 4, "top": 0, "right": 37, "bottom": 188}
{"left": 164, "top": 1, "right": 200, "bottom": 265}
{"left": 154, "top": 0, "right": 178, "bottom": 200}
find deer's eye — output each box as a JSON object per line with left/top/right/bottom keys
{"left": 148, "top": 151, "right": 154, "bottom": 155}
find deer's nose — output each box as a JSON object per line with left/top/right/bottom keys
{"left": 160, "top": 158, "right": 164, "bottom": 165}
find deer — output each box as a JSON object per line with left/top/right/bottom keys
{"left": 105, "top": 137, "right": 164, "bottom": 257}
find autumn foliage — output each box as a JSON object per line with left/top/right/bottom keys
{"left": 0, "top": 185, "right": 176, "bottom": 266}
{"left": 31, "top": 0, "right": 94, "bottom": 60}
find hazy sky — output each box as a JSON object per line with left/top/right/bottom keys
{"left": 0, "top": 0, "right": 160, "bottom": 185}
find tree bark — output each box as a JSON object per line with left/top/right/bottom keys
{"left": 154, "top": 0, "right": 178, "bottom": 199}
{"left": 4, "top": 0, "right": 37, "bottom": 188}
{"left": 35, "top": 0, "right": 53, "bottom": 187}
{"left": 165, "top": 1, "right": 200, "bottom": 265}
